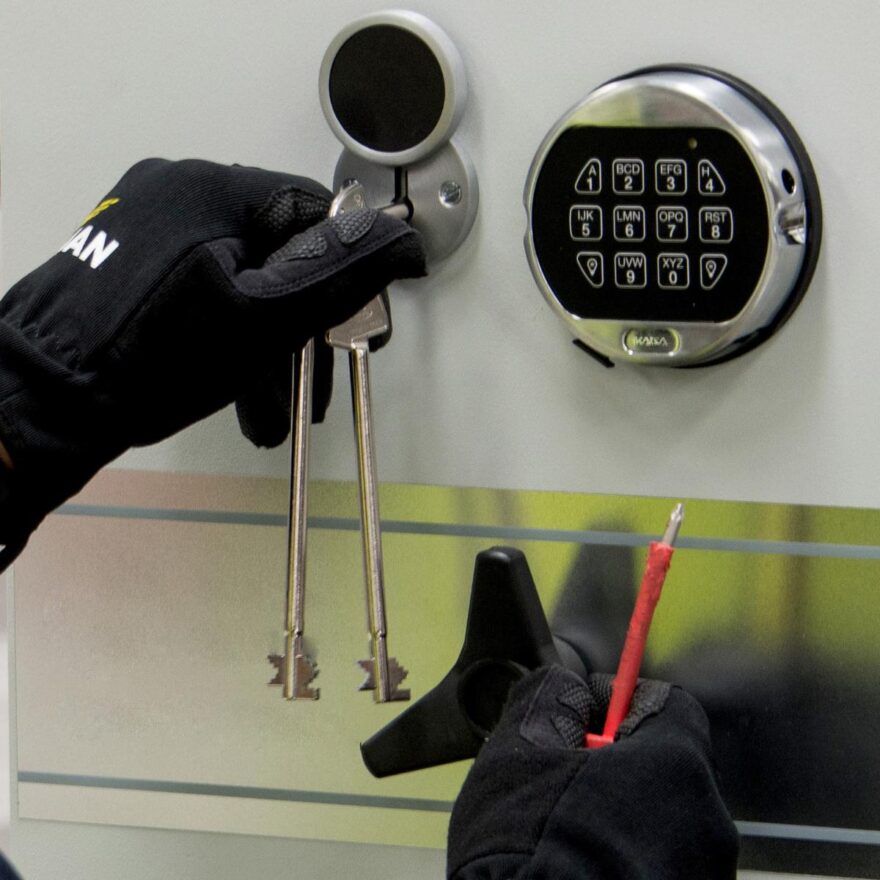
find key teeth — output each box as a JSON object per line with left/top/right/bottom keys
{"left": 295, "top": 654, "right": 321, "bottom": 700}
{"left": 358, "top": 657, "right": 411, "bottom": 701}
{"left": 268, "top": 653, "right": 284, "bottom": 686}
{"left": 267, "top": 653, "right": 320, "bottom": 699}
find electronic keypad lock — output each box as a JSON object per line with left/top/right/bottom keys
{"left": 525, "top": 66, "right": 822, "bottom": 366}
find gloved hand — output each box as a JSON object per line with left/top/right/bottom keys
{"left": 447, "top": 666, "right": 739, "bottom": 880}
{"left": 0, "top": 158, "right": 425, "bottom": 568}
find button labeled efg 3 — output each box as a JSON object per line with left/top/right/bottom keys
{"left": 655, "top": 159, "right": 687, "bottom": 194}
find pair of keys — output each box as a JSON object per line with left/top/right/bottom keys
{"left": 268, "top": 182, "right": 411, "bottom": 703}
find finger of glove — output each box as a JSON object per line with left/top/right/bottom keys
{"left": 447, "top": 668, "right": 594, "bottom": 876}
{"left": 212, "top": 208, "right": 426, "bottom": 346}
{"left": 246, "top": 182, "right": 332, "bottom": 256}
{"left": 110, "top": 159, "right": 331, "bottom": 242}
{"left": 586, "top": 672, "right": 672, "bottom": 741}
{"left": 233, "top": 338, "right": 335, "bottom": 448}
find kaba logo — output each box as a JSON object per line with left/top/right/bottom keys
{"left": 633, "top": 334, "right": 670, "bottom": 347}
{"left": 59, "top": 225, "right": 120, "bottom": 269}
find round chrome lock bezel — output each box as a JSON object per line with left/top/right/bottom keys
{"left": 524, "top": 66, "right": 821, "bottom": 366}
{"left": 319, "top": 10, "right": 468, "bottom": 167}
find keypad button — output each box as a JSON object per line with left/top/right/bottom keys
{"left": 699, "top": 207, "right": 734, "bottom": 243}
{"left": 614, "top": 252, "right": 647, "bottom": 288}
{"left": 657, "top": 253, "right": 690, "bottom": 289}
{"left": 700, "top": 253, "right": 728, "bottom": 289}
{"left": 569, "top": 205, "right": 603, "bottom": 241}
{"left": 576, "top": 251, "right": 604, "bottom": 288}
{"left": 655, "top": 159, "right": 687, "bottom": 194}
{"left": 613, "top": 205, "right": 646, "bottom": 242}
{"left": 612, "top": 158, "right": 645, "bottom": 195}
{"left": 697, "top": 159, "right": 726, "bottom": 195}
{"left": 655, "top": 206, "right": 688, "bottom": 242}
{"left": 575, "top": 158, "right": 602, "bottom": 194}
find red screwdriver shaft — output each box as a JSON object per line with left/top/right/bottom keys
{"left": 586, "top": 503, "right": 683, "bottom": 749}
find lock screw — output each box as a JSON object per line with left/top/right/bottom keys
{"left": 439, "top": 180, "right": 463, "bottom": 207}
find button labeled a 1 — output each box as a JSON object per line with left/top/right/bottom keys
{"left": 575, "top": 158, "right": 602, "bottom": 194}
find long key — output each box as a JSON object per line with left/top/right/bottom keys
{"left": 324, "top": 182, "right": 410, "bottom": 702}
{"left": 327, "top": 296, "right": 410, "bottom": 702}
{"left": 267, "top": 336, "right": 319, "bottom": 699}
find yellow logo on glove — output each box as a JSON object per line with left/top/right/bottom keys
{"left": 81, "top": 197, "right": 120, "bottom": 225}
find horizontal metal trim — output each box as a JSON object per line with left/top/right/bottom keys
{"left": 18, "top": 771, "right": 454, "bottom": 813}
{"left": 736, "top": 819, "right": 880, "bottom": 847}
{"left": 19, "top": 773, "right": 880, "bottom": 846}
{"left": 56, "top": 504, "right": 880, "bottom": 560}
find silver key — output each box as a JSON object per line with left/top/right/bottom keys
{"left": 268, "top": 337, "right": 320, "bottom": 699}
{"left": 328, "top": 293, "right": 410, "bottom": 702}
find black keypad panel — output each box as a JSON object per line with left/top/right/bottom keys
{"left": 530, "top": 127, "right": 768, "bottom": 323}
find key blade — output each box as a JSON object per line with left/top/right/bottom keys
{"left": 330, "top": 180, "right": 368, "bottom": 216}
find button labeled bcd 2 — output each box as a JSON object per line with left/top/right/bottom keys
{"left": 612, "top": 158, "right": 645, "bottom": 194}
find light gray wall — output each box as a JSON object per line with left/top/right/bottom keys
{"left": 2, "top": 0, "right": 878, "bottom": 509}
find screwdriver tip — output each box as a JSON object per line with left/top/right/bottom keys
{"left": 661, "top": 503, "right": 685, "bottom": 546}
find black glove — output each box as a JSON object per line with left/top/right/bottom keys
{"left": 447, "top": 666, "right": 739, "bottom": 880}
{"left": 0, "top": 851, "right": 22, "bottom": 880}
{"left": 0, "top": 158, "right": 425, "bottom": 568}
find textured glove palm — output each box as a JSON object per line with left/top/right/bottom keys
{"left": 447, "top": 666, "right": 739, "bottom": 879}
{"left": 0, "top": 158, "right": 425, "bottom": 567}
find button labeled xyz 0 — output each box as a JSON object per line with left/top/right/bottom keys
{"left": 657, "top": 253, "right": 689, "bottom": 289}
